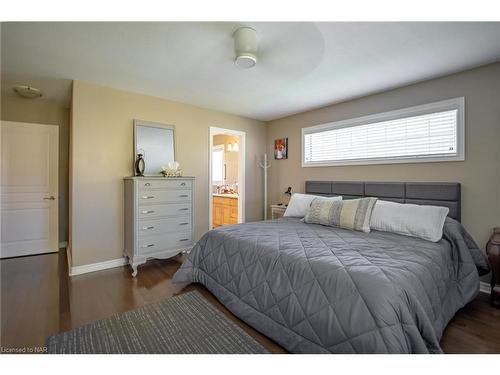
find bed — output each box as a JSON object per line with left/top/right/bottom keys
{"left": 173, "top": 181, "right": 489, "bottom": 353}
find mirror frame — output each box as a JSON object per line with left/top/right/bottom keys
{"left": 133, "top": 119, "right": 176, "bottom": 176}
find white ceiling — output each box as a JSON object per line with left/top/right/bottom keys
{"left": 2, "top": 22, "right": 500, "bottom": 121}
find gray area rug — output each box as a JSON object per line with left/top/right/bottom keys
{"left": 47, "top": 290, "right": 269, "bottom": 354}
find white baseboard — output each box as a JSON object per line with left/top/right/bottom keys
{"left": 70, "top": 257, "right": 128, "bottom": 276}
{"left": 480, "top": 281, "right": 491, "bottom": 294}
{"left": 59, "top": 241, "right": 68, "bottom": 249}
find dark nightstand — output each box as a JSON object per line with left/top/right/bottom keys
{"left": 486, "top": 227, "right": 500, "bottom": 308}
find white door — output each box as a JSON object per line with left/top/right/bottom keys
{"left": 1, "top": 121, "right": 59, "bottom": 258}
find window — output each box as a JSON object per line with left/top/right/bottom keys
{"left": 302, "top": 97, "right": 465, "bottom": 167}
{"left": 212, "top": 145, "right": 225, "bottom": 185}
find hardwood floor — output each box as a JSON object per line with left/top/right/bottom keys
{"left": 1, "top": 251, "right": 499, "bottom": 354}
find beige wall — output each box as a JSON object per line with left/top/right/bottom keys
{"left": 1, "top": 95, "right": 70, "bottom": 243}
{"left": 266, "top": 62, "right": 500, "bottom": 249}
{"left": 71, "top": 80, "right": 266, "bottom": 267}
{"left": 213, "top": 134, "right": 239, "bottom": 187}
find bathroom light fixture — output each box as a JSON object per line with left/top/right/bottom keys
{"left": 13, "top": 85, "right": 42, "bottom": 99}
{"left": 227, "top": 142, "right": 239, "bottom": 152}
{"left": 233, "top": 27, "right": 258, "bottom": 69}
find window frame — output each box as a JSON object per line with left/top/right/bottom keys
{"left": 301, "top": 97, "right": 465, "bottom": 167}
{"left": 212, "top": 144, "right": 225, "bottom": 185}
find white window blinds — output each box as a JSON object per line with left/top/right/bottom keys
{"left": 302, "top": 98, "right": 464, "bottom": 166}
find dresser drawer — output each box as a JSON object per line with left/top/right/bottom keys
{"left": 138, "top": 190, "right": 192, "bottom": 205}
{"left": 138, "top": 179, "right": 192, "bottom": 190}
{"left": 138, "top": 203, "right": 191, "bottom": 219}
{"left": 138, "top": 232, "right": 193, "bottom": 254}
{"left": 138, "top": 216, "right": 192, "bottom": 237}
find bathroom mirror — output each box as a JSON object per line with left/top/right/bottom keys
{"left": 133, "top": 120, "right": 175, "bottom": 176}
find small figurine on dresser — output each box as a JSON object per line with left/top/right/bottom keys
{"left": 486, "top": 227, "right": 500, "bottom": 307}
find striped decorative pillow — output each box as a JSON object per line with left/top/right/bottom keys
{"left": 304, "top": 197, "right": 378, "bottom": 232}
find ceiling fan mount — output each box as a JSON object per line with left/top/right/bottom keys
{"left": 233, "top": 27, "right": 258, "bottom": 69}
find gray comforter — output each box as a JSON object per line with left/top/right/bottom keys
{"left": 173, "top": 218, "right": 489, "bottom": 353}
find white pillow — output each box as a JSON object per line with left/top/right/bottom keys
{"left": 284, "top": 193, "right": 342, "bottom": 218}
{"left": 370, "top": 200, "right": 449, "bottom": 242}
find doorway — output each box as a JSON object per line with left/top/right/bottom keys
{"left": 1, "top": 121, "right": 59, "bottom": 258}
{"left": 208, "top": 127, "right": 245, "bottom": 229}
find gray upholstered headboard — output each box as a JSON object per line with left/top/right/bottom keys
{"left": 305, "top": 181, "right": 461, "bottom": 221}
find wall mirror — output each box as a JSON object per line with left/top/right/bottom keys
{"left": 134, "top": 120, "right": 175, "bottom": 176}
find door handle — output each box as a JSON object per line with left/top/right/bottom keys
{"left": 43, "top": 196, "right": 56, "bottom": 200}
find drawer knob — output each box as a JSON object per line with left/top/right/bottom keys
{"left": 180, "top": 182, "right": 186, "bottom": 186}
{"left": 142, "top": 244, "right": 155, "bottom": 248}
{"left": 179, "top": 194, "right": 189, "bottom": 198}
{"left": 179, "top": 222, "right": 189, "bottom": 225}
{"left": 145, "top": 183, "right": 151, "bottom": 186}
{"left": 179, "top": 208, "right": 189, "bottom": 211}
{"left": 142, "top": 210, "right": 155, "bottom": 214}
{"left": 142, "top": 226, "right": 155, "bottom": 230}
{"left": 142, "top": 196, "right": 155, "bottom": 199}
{"left": 179, "top": 238, "right": 190, "bottom": 242}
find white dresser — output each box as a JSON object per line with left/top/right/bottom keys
{"left": 124, "top": 176, "right": 195, "bottom": 276}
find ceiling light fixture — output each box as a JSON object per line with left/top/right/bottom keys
{"left": 233, "top": 27, "right": 258, "bottom": 69}
{"left": 13, "top": 85, "right": 43, "bottom": 99}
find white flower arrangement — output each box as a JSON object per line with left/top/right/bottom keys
{"left": 161, "top": 161, "right": 183, "bottom": 177}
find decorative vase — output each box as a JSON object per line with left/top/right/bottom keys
{"left": 135, "top": 153, "right": 145, "bottom": 176}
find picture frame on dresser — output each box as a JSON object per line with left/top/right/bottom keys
{"left": 124, "top": 176, "right": 195, "bottom": 276}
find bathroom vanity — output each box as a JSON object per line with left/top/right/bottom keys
{"left": 212, "top": 194, "right": 238, "bottom": 227}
